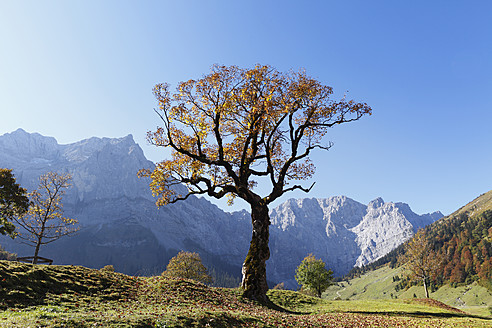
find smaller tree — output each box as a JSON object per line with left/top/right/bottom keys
{"left": 399, "top": 230, "right": 443, "bottom": 298}
{"left": 295, "top": 253, "right": 333, "bottom": 298}
{"left": 14, "top": 171, "right": 78, "bottom": 264}
{"left": 0, "top": 168, "right": 29, "bottom": 238}
{"left": 162, "top": 251, "right": 213, "bottom": 284}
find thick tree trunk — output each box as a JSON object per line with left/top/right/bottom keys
{"left": 241, "top": 202, "right": 270, "bottom": 303}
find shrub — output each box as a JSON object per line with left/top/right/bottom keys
{"left": 100, "top": 265, "right": 115, "bottom": 272}
{"left": 162, "top": 251, "right": 212, "bottom": 285}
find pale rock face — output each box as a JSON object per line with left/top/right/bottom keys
{"left": 350, "top": 200, "right": 415, "bottom": 267}
{"left": 0, "top": 129, "right": 443, "bottom": 287}
{"left": 0, "top": 128, "right": 59, "bottom": 163}
{"left": 267, "top": 196, "right": 442, "bottom": 288}
{"left": 0, "top": 129, "right": 250, "bottom": 275}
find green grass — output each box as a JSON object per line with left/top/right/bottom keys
{"left": 432, "top": 283, "right": 492, "bottom": 317}
{"left": 451, "top": 190, "right": 492, "bottom": 219}
{"left": 1, "top": 260, "right": 491, "bottom": 327}
{"left": 324, "top": 264, "right": 492, "bottom": 318}
{"left": 325, "top": 265, "right": 404, "bottom": 300}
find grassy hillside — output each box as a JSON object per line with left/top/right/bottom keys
{"left": 325, "top": 264, "right": 492, "bottom": 317}
{"left": 1, "top": 261, "right": 491, "bottom": 327}
{"left": 446, "top": 190, "right": 492, "bottom": 219}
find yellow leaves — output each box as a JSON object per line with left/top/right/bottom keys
{"left": 226, "top": 193, "right": 236, "bottom": 206}
{"left": 14, "top": 171, "right": 78, "bottom": 249}
{"left": 147, "top": 64, "right": 371, "bottom": 206}
{"left": 162, "top": 251, "right": 213, "bottom": 284}
{"left": 399, "top": 230, "right": 443, "bottom": 283}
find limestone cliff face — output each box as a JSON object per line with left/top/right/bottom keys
{"left": 267, "top": 196, "right": 442, "bottom": 287}
{"left": 0, "top": 129, "right": 250, "bottom": 275}
{"left": 0, "top": 129, "right": 442, "bottom": 286}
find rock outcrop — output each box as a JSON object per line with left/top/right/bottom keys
{"left": 267, "top": 196, "right": 442, "bottom": 287}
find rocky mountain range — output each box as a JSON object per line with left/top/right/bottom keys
{"left": 268, "top": 197, "right": 442, "bottom": 287}
{"left": 0, "top": 129, "right": 443, "bottom": 287}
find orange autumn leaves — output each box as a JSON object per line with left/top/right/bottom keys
{"left": 140, "top": 64, "right": 371, "bottom": 206}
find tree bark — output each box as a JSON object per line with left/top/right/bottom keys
{"left": 423, "top": 277, "right": 429, "bottom": 298}
{"left": 33, "top": 222, "right": 46, "bottom": 264}
{"left": 241, "top": 202, "right": 270, "bottom": 303}
{"left": 33, "top": 241, "right": 41, "bottom": 264}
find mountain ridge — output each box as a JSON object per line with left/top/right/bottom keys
{"left": 268, "top": 195, "right": 442, "bottom": 287}
{"left": 0, "top": 129, "right": 442, "bottom": 287}
{"left": 347, "top": 189, "right": 492, "bottom": 292}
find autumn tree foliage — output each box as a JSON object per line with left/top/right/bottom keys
{"left": 162, "top": 251, "right": 213, "bottom": 285}
{"left": 435, "top": 210, "right": 492, "bottom": 288}
{"left": 295, "top": 254, "right": 333, "bottom": 298}
{"left": 14, "top": 172, "right": 78, "bottom": 264}
{"left": 399, "top": 230, "right": 443, "bottom": 298}
{"left": 141, "top": 64, "right": 371, "bottom": 302}
{"left": 0, "top": 168, "right": 29, "bottom": 238}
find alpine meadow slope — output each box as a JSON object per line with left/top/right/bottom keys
{"left": 0, "top": 129, "right": 442, "bottom": 286}
{"left": 325, "top": 190, "right": 492, "bottom": 317}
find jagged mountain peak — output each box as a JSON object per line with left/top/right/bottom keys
{"left": 0, "top": 130, "right": 140, "bottom": 166}
{"left": 0, "top": 130, "right": 153, "bottom": 202}
{"left": 1, "top": 128, "right": 58, "bottom": 144}
{"left": 267, "top": 195, "right": 443, "bottom": 287}
{"left": 62, "top": 134, "right": 141, "bottom": 164}
{"left": 368, "top": 197, "right": 385, "bottom": 208}
{"left": 0, "top": 129, "right": 59, "bottom": 160}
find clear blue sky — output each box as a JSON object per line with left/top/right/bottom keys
{"left": 1, "top": 1, "right": 491, "bottom": 215}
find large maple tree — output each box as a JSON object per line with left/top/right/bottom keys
{"left": 141, "top": 64, "right": 371, "bottom": 302}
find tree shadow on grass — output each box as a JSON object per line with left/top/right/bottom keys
{"left": 345, "top": 310, "right": 492, "bottom": 320}
{"left": 265, "top": 289, "right": 323, "bottom": 315}
{"left": 264, "top": 300, "right": 306, "bottom": 314}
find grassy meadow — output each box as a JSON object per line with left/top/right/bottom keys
{"left": 324, "top": 264, "right": 492, "bottom": 318}
{"left": 1, "top": 261, "right": 491, "bottom": 327}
